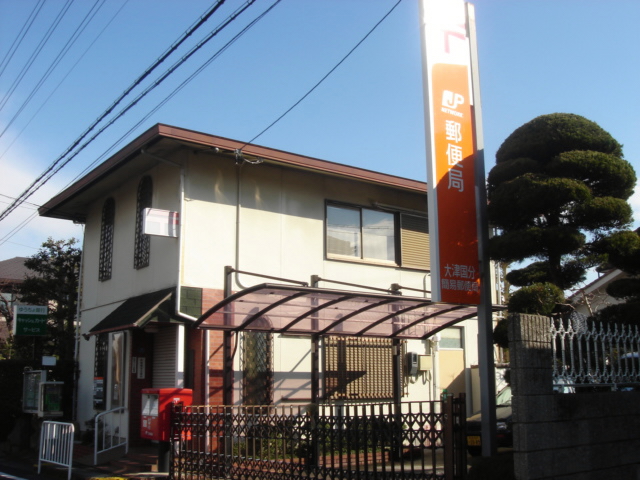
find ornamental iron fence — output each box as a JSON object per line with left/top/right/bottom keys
{"left": 169, "top": 394, "right": 466, "bottom": 480}
{"left": 551, "top": 315, "right": 640, "bottom": 391}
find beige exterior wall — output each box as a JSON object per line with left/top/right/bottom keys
{"left": 81, "top": 161, "right": 181, "bottom": 310}
{"left": 180, "top": 152, "right": 430, "bottom": 294}
{"left": 73, "top": 143, "right": 484, "bottom": 424}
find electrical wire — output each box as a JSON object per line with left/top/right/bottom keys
{"left": 0, "top": 0, "right": 237, "bottom": 224}
{"left": 0, "top": 0, "right": 75, "bottom": 113}
{"left": 0, "top": 194, "right": 41, "bottom": 211}
{"left": 34, "top": 0, "right": 261, "bottom": 205}
{"left": 2, "top": 0, "right": 401, "bottom": 244}
{"left": 0, "top": 0, "right": 132, "bottom": 162}
{"left": 241, "top": 0, "right": 404, "bottom": 149}
{"left": 0, "top": 211, "right": 39, "bottom": 247}
{"left": 71, "top": 0, "right": 284, "bottom": 184}
{"left": 0, "top": 0, "right": 107, "bottom": 140}
{"left": 3, "top": 0, "right": 279, "bottom": 245}
{"left": 0, "top": 0, "right": 46, "bottom": 79}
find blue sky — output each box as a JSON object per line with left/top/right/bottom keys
{"left": 1, "top": 0, "right": 639, "bottom": 292}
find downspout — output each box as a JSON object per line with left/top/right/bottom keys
{"left": 72, "top": 225, "right": 85, "bottom": 424}
{"left": 233, "top": 150, "right": 263, "bottom": 290}
{"left": 226, "top": 151, "right": 263, "bottom": 406}
{"left": 140, "top": 149, "right": 206, "bottom": 401}
{"left": 140, "top": 149, "right": 195, "bottom": 322}
{"left": 431, "top": 333, "right": 440, "bottom": 401}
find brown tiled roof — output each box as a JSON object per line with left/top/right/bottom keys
{"left": 0, "top": 257, "right": 30, "bottom": 284}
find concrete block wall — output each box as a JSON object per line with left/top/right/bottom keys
{"left": 509, "top": 313, "right": 640, "bottom": 480}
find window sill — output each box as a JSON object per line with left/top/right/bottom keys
{"left": 326, "top": 254, "right": 398, "bottom": 268}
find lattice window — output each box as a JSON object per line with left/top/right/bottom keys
{"left": 134, "top": 176, "right": 152, "bottom": 269}
{"left": 93, "top": 333, "right": 109, "bottom": 410}
{"left": 99, "top": 198, "right": 115, "bottom": 281}
{"left": 324, "top": 336, "right": 397, "bottom": 400}
{"left": 241, "top": 329, "right": 273, "bottom": 405}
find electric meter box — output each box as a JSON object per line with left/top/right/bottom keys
{"left": 22, "top": 370, "right": 64, "bottom": 417}
{"left": 141, "top": 388, "right": 192, "bottom": 441}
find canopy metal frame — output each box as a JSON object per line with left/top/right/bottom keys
{"left": 194, "top": 267, "right": 505, "bottom": 407}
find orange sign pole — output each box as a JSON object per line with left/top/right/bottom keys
{"left": 420, "top": 0, "right": 497, "bottom": 455}
{"left": 420, "top": 0, "right": 480, "bottom": 305}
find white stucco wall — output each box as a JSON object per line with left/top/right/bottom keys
{"left": 180, "top": 153, "right": 430, "bottom": 294}
{"left": 73, "top": 144, "right": 485, "bottom": 422}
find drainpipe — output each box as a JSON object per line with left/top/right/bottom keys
{"left": 140, "top": 149, "right": 195, "bottom": 322}
{"left": 140, "top": 150, "right": 206, "bottom": 402}
{"left": 72, "top": 225, "right": 85, "bottom": 424}
{"left": 431, "top": 333, "right": 440, "bottom": 401}
{"left": 233, "top": 150, "right": 262, "bottom": 290}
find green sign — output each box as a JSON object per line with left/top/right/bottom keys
{"left": 13, "top": 305, "right": 48, "bottom": 336}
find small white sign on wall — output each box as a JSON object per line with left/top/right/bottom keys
{"left": 143, "top": 208, "right": 179, "bottom": 237}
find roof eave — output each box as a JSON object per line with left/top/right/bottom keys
{"left": 39, "top": 124, "right": 427, "bottom": 221}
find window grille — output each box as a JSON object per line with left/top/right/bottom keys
{"left": 324, "top": 336, "right": 398, "bottom": 400}
{"left": 134, "top": 176, "right": 152, "bottom": 269}
{"left": 241, "top": 330, "right": 273, "bottom": 405}
{"left": 99, "top": 198, "right": 115, "bottom": 281}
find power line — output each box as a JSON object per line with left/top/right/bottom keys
{"left": 0, "top": 0, "right": 108, "bottom": 140}
{"left": 0, "top": 0, "right": 237, "bottom": 224}
{"left": 0, "top": 0, "right": 132, "bottom": 162}
{"left": 0, "top": 0, "right": 75, "bottom": 113}
{"left": 0, "top": 194, "right": 41, "bottom": 210}
{"left": 0, "top": 0, "right": 46, "bottom": 79}
{"left": 70, "top": 0, "right": 285, "bottom": 184}
{"left": 33, "top": 0, "right": 260, "bottom": 204}
{"left": 0, "top": 211, "right": 39, "bottom": 247}
{"left": 243, "top": 0, "right": 404, "bottom": 148}
{"left": 0, "top": 0, "right": 273, "bottom": 246}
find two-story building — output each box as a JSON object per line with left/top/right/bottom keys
{"left": 40, "top": 123, "right": 488, "bottom": 446}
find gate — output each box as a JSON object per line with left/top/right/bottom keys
{"left": 170, "top": 394, "right": 466, "bottom": 480}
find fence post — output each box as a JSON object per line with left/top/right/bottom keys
{"left": 508, "top": 313, "right": 554, "bottom": 480}
{"left": 443, "top": 393, "right": 454, "bottom": 480}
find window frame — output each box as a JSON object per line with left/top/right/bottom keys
{"left": 439, "top": 327, "right": 464, "bottom": 350}
{"left": 325, "top": 201, "right": 430, "bottom": 271}
{"left": 325, "top": 202, "right": 399, "bottom": 266}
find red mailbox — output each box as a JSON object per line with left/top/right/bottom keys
{"left": 141, "top": 388, "right": 192, "bottom": 441}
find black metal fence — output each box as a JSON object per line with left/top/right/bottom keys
{"left": 170, "top": 395, "right": 466, "bottom": 480}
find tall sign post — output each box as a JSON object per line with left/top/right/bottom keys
{"left": 419, "top": 0, "right": 497, "bottom": 455}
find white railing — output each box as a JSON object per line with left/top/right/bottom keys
{"left": 551, "top": 315, "right": 640, "bottom": 391}
{"left": 94, "top": 406, "right": 128, "bottom": 464}
{"left": 39, "top": 421, "right": 75, "bottom": 480}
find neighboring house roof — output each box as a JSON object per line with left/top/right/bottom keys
{"left": 0, "top": 257, "right": 30, "bottom": 284}
{"left": 39, "top": 124, "right": 427, "bottom": 222}
{"left": 569, "top": 268, "right": 627, "bottom": 316}
{"left": 1, "top": 257, "right": 31, "bottom": 341}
